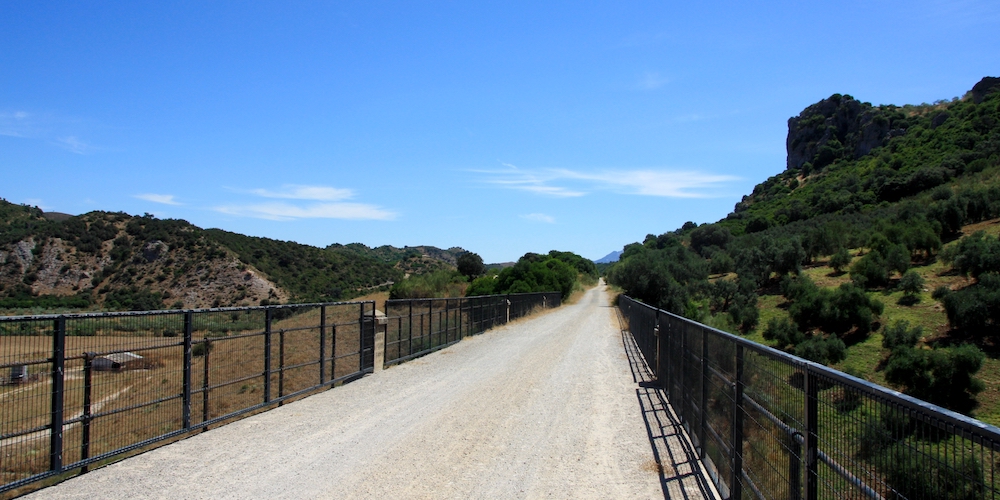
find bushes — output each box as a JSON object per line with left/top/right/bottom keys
{"left": 389, "top": 270, "right": 467, "bottom": 299}
{"left": 607, "top": 243, "right": 704, "bottom": 315}
{"left": 103, "top": 287, "right": 164, "bottom": 311}
{"left": 467, "top": 251, "right": 586, "bottom": 300}
{"left": 879, "top": 442, "right": 984, "bottom": 500}
{"left": 942, "top": 273, "right": 1000, "bottom": 334}
{"left": 951, "top": 231, "right": 1000, "bottom": 278}
{"left": 884, "top": 343, "right": 984, "bottom": 415}
{"left": 762, "top": 316, "right": 845, "bottom": 365}
{"left": 783, "top": 276, "right": 883, "bottom": 335}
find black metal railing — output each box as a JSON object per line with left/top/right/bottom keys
{"left": 0, "top": 301, "right": 376, "bottom": 495}
{"left": 383, "top": 292, "right": 561, "bottom": 367}
{"left": 619, "top": 294, "right": 1000, "bottom": 500}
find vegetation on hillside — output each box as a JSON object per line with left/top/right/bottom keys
{"left": 607, "top": 77, "right": 1000, "bottom": 419}
{"left": 467, "top": 250, "right": 598, "bottom": 300}
{"left": 205, "top": 229, "right": 401, "bottom": 302}
{"left": 0, "top": 202, "right": 460, "bottom": 312}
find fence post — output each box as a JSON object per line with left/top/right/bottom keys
{"left": 804, "top": 365, "right": 819, "bottom": 500}
{"left": 278, "top": 329, "right": 285, "bottom": 405}
{"left": 202, "top": 339, "right": 210, "bottom": 430}
{"left": 700, "top": 326, "right": 709, "bottom": 458}
{"left": 359, "top": 303, "right": 367, "bottom": 372}
{"left": 264, "top": 308, "right": 273, "bottom": 403}
{"left": 680, "top": 322, "right": 688, "bottom": 424}
{"left": 50, "top": 316, "right": 66, "bottom": 473}
{"left": 790, "top": 431, "right": 802, "bottom": 500}
{"left": 183, "top": 311, "right": 193, "bottom": 429}
{"left": 732, "top": 344, "right": 745, "bottom": 500}
{"left": 81, "top": 351, "right": 95, "bottom": 473}
{"left": 320, "top": 305, "right": 327, "bottom": 385}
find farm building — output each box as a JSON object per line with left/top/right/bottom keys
{"left": 93, "top": 352, "right": 147, "bottom": 372}
{"left": 5, "top": 365, "right": 28, "bottom": 385}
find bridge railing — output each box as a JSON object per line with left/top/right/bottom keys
{"left": 619, "top": 294, "right": 1000, "bottom": 500}
{"left": 0, "top": 301, "right": 376, "bottom": 495}
{"left": 383, "top": 292, "right": 561, "bottom": 367}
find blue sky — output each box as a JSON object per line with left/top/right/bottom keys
{"left": 3, "top": 1, "right": 999, "bottom": 263}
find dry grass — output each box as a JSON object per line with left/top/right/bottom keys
{"left": 0, "top": 305, "right": 369, "bottom": 488}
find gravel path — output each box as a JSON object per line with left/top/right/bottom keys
{"left": 26, "top": 283, "right": 717, "bottom": 499}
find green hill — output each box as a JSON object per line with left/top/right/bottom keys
{"left": 0, "top": 203, "right": 462, "bottom": 313}
{"left": 608, "top": 76, "right": 1000, "bottom": 422}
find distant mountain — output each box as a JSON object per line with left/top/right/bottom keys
{"left": 594, "top": 251, "right": 622, "bottom": 264}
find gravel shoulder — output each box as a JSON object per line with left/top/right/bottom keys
{"left": 26, "top": 284, "right": 716, "bottom": 499}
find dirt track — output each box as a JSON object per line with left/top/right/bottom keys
{"left": 26, "top": 283, "right": 717, "bottom": 499}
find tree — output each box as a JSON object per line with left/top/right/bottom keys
{"left": 882, "top": 320, "right": 922, "bottom": 351}
{"left": 829, "top": 247, "right": 852, "bottom": 273}
{"left": 456, "top": 252, "right": 486, "bottom": 279}
{"left": 898, "top": 270, "right": 924, "bottom": 305}
{"left": 885, "top": 343, "right": 984, "bottom": 415}
{"left": 690, "top": 224, "right": 733, "bottom": 257}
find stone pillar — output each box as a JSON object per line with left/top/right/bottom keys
{"left": 373, "top": 309, "right": 388, "bottom": 373}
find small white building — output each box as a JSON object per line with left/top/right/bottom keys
{"left": 93, "top": 352, "right": 146, "bottom": 372}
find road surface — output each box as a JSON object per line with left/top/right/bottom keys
{"left": 27, "top": 283, "right": 717, "bottom": 499}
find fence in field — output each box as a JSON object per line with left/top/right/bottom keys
{"left": 383, "top": 292, "right": 561, "bottom": 366}
{"left": 0, "top": 291, "right": 559, "bottom": 495}
{"left": 619, "top": 294, "right": 1000, "bottom": 500}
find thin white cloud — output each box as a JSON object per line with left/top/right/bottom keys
{"left": 555, "top": 169, "right": 739, "bottom": 198}
{"left": 56, "top": 136, "right": 94, "bottom": 154}
{"left": 472, "top": 167, "right": 587, "bottom": 198}
{"left": 638, "top": 72, "right": 671, "bottom": 90}
{"left": 215, "top": 202, "right": 395, "bottom": 221}
{"left": 0, "top": 111, "right": 35, "bottom": 137}
{"left": 476, "top": 165, "right": 738, "bottom": 199}
{"left": 522, "top": 213, "right": 555, "bottom": 224}
{"left": 135, "top": 194, "right": 182, "bottom": 205}
{"left": 248, "top": 184, "right": 354, "bottom": 201}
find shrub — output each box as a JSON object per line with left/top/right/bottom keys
{"left": 880, "top": 442, "right": 984, "bottom": 500}
{"left": 794, "top": 336, "right": 847, "bottom": 365}
{"left": 785, "top": 277, "right": 883, "bottom": 335}
{"left": 829, "top": 247, "right": 852, "bottom": 273}
{"left": 884, "top": 343, "right": 984, "bottom": 415}
{"left": 898, "top": 270, "right": 924, "bottom": 294}
{"left": 762, "top": 317, "right": 804, "bottom": 348}
{"left": 942, "top": 273, "right": 1000, "bottom": 334}
{"left": 882, "top": 320, "right": 922, "bottom": 351}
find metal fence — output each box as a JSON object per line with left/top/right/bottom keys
{"left": 0, "top": 301, "right": 376, "bottom": 495}
{"left": 383, "top": 292, "right": 561, "bottom": 367}
{"left": 619, "top": 294, "right": 1000, "bottom": 500}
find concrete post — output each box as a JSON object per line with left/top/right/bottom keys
{"left": 373, "top": 309, "right": 388, "bottom": 373}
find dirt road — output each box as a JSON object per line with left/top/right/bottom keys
{"left": 26, "top": 283, "right": 717, "bottom": 499}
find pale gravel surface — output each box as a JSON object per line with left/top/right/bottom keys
{"left": 26, "top": 283, "right": 717, "bottom": 499}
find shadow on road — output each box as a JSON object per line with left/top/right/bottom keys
{"left": 616, "top": 310, "right": 719, "bottom": 500}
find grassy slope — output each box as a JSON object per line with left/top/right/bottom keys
{"left": 746, "top": 218, "right": 1000, "bottom": 425}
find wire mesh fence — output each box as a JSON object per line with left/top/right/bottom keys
{"left": 0, "top": 301, "right": 375, "bottom": 495}
{"left": 619, "top": 294, "right": 1000, "bottom": 500}
{"left": 383, "top": 292, "right": 561, "bottom": 367}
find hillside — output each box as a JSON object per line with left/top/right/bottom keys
{"left": 329, "top": 243, "right": 466, "bottom": 277}
{"left": 0, "top": 203, "right": 460, "bottom": 313}
{"left": 607, "top": 76, "right": 1000, "bottom": 421}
